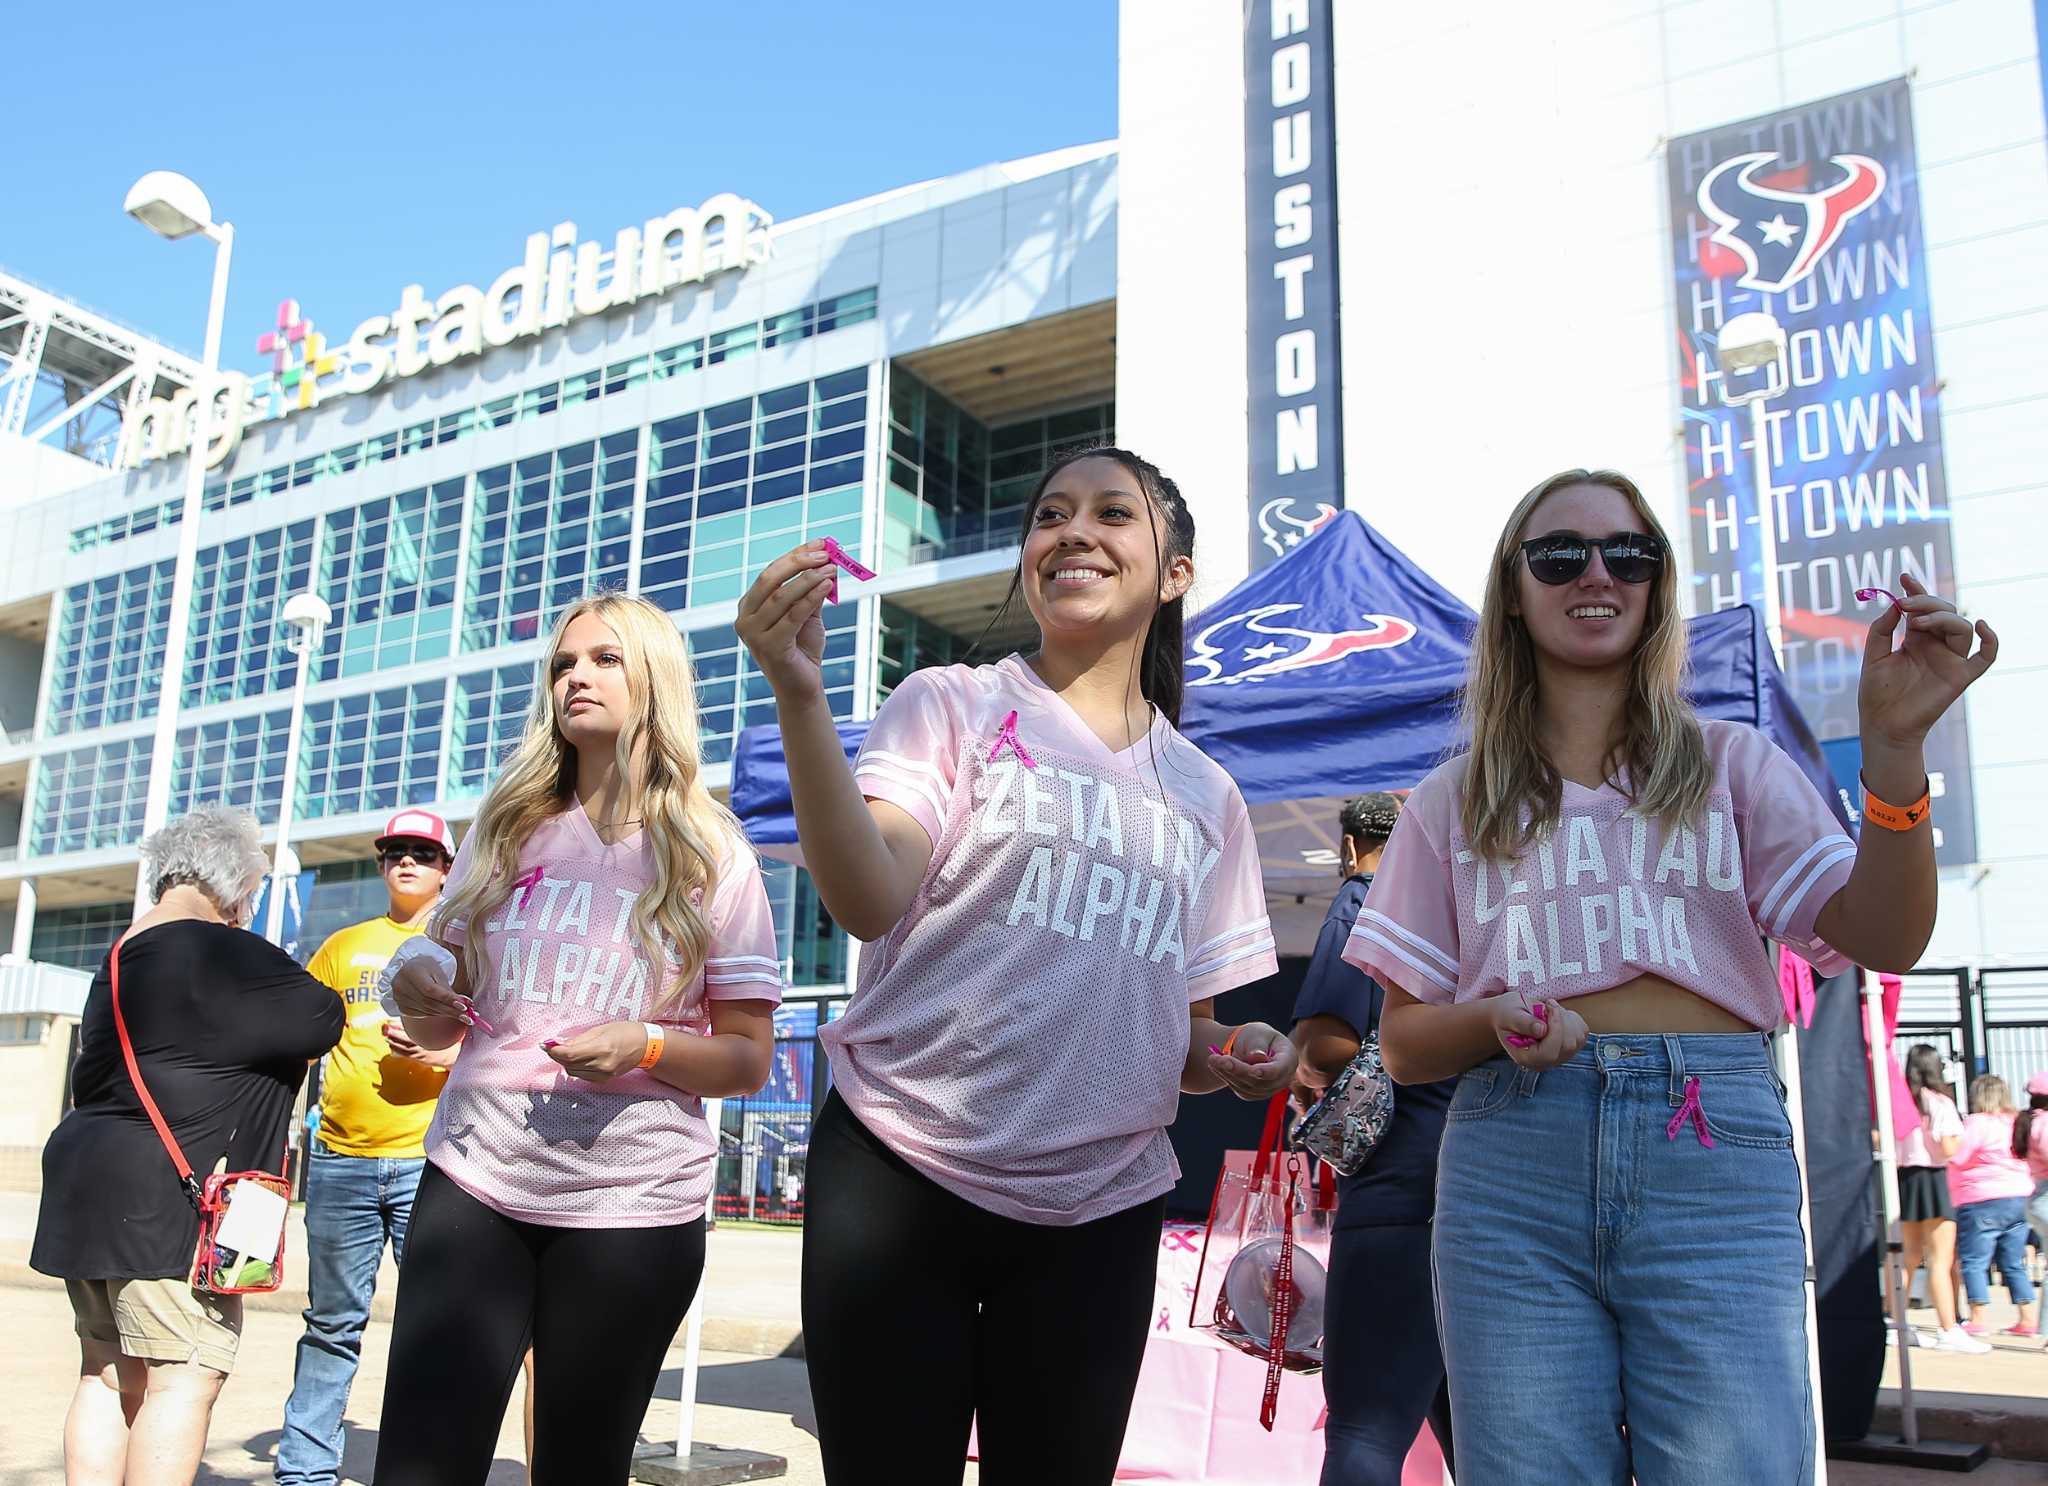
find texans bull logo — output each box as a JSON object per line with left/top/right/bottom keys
{"left": 1257, "top": 497, "right": 1339, "bottom": 557}
{"left": 1187, "top": 603, "right": 1416, "bottom": 687}
{"left": 1697, "top": 151, "right": 1886, "bottom": 295}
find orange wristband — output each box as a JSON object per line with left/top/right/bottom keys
{"left": 1219, "top": 1026, "right": 1243, "bottom": 1058}
{"left": 637, "top": 1022, "right": 666, "bottom": 1071}
{"left": 1861, "top": 774, "right": 1931, "bottom": 832}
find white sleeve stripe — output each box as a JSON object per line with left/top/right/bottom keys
{"left": 1187, "top": 935, "right": 1277, "bottom": 981}
{"left": 705, "top": 954, "right": 781, "bottom": 971}
{"left": 855, "top": 760, "right": 948, "bottom": 817}
{"left": 1757, "top": 835, "right": 1856, "bottom": 925}
{"left": 1355, "top": 908, "right": 1458, "bottom": 979}
{"left": 1765, "top": 842, "right": 1857, "bottom": 937}
{"left": 856, "top": 749, "right": 946, "bottom": 782}
{"left": 1352, "top": 926, "right": 1458, "bottom": 995}
{"left": 705, "top": 968, "right": 785, "bottom": 983}
{"left": 1189, "top": 918, "right": 1274, "bottom": 963}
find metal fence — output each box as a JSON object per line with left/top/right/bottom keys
{"left": 1890, "top": 965, "right": 2048, "bottom": 1105}
{"left": 710, "top": 993, "right": 843, "bottom": 1226}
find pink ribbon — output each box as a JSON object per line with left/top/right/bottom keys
{"left": 989, "top": 710, "right": 1037, "bottom": 769}
{"left": 1666, "top": 1075, "right": 1715, "bottom": 1149}
{"left": 511, "top": 864, "right": 544, "bottom": 908}
{"left": 1778, "top": 944, "right": 1816, "bottom": 1029}
{"left": 821, "top": 537, "right": 877, "bottom": 603}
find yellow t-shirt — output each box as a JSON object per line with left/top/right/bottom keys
{"left": 309, "top": 915, "right": 448, "bottom": 1158}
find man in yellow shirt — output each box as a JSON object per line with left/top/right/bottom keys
{"left": 276, "top": 809, "right": 456, "bottom": 1486}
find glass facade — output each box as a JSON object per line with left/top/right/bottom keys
{"left": 463, "top": 434, "right": 636, "bottom": 651}
{"left": 297, "top": 682, "right": 445, "bottom": 821}
{"left": 447, "top": 664, "right": 537, "bottom": 799}
{"left": 185, "top": 521, "right": 318, "bottom": 707}
{"left": 687, "top": 608, "right": 859, "bottom": 767}
{"left": 31, "top": 736, "right": 152, "bottom": 856}
{"left": 878, "top": 600, "right": 980, "bottom": 697}
{"left": 174, "top": 708, "right": 294, "bottom": 819}
{"left": 28, "top": 901, "right": 131, "bottom": 971}
{"left": 322, "top": 481, "right": 463, "bottom": 679}
{"left": 45, "top": 560, "right": 174, "bottom": 735}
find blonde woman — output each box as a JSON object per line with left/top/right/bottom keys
{"left": 1949, "top": 1074, "right": 2039, "bottom": 1337}
{"left": 375, "top": 594, "right": 782, "bottom": 1485}
{"left": 1346, "top": 470, "right": 1996, "bottom": 1483}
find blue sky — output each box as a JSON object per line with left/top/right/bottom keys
{"left": 7, "top": 1, "right": 1116, "bottom": 367}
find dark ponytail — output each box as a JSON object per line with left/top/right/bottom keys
{"left": 2015, "top": 1094, "right": 2048, "bottom": 1159}
{"left": 982, "top": 444, "right": 1199, "bottom": 725}
{"left": 1903, "top": 1043, "right": 1945, "bottom": 1120}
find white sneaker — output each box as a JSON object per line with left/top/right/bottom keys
{"left": 1932, "top": 1327, "right": 1993, "bottom": 1354}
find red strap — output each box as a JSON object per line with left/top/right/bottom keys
{"left": 1249, "top": 1092, "right": 1290, "bottom": 1186}
{"left": 108, "top": 934, "right": 199, "bottom": 1202}
{"left": 1260, "top": 1156, "right": 1300, "bottom": 1430}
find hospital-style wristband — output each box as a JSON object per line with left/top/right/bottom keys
{"left": 1861, "top": 774, "right": 1931, "bottom": 832}
{"left": 637, "top": 1022, "right": 667, "bottom": 1070}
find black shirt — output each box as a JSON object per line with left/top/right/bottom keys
{"left": 1290, "top": 874, "right": 1454, "bottom": 1230}
{"left": 32, "top": 920, "right": 344, "bottom": 1281}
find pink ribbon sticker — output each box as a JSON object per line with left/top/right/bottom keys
{"left": 989, "top": 709, "right": 1037, "bottom": 769}
{"left": 1666, "top": 1075, "right": 1715, "bottom": 1149}
{"left": 821, "top": 537, "right": 877, "bottom": 603}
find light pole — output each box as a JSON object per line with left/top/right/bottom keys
{"left": 263, "top": 593, "right": 331, "bottom": 946}
{"left": 127, "top": 171, "right": 235, "bottom": 914}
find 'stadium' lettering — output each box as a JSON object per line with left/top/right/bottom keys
{"left": 121, "top": 193, "right": 774, "bottom": 472}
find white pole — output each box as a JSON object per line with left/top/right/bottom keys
{"left": 134, "top": 223, "right": 233, "bottom": 913}
{"left": 1747, "top": 397, "right": 1786, "bottom": 660}
{"left": 1864, "top": 971, "right": 1919, "bottom": 1444}
{"left": 675, "top": 1094, "right": 723, "bottom": 1460}
{"left": 264, "top": 627, "right": 317, "bottom": 945}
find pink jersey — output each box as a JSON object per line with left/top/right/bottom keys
{"left": 1947, "top": 1111, "right": 2033, "bottom": 1206}
{"left": 426, "top": 801, "right": 783, "bottom": 1228}
{"left": 831, "top": 656, "right": 1278, "bottom": 1225}
{"left": 2028, "top": 1115, "right": 2048, "bottom": 1186}
{"left": 1899, "top": 1090, "right": 1963, "bottom": 1168}
{"left": 1344, "top": 720, "right": 1856, "bottom": 1029}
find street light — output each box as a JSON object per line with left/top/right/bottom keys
{"left": 129, "top": 171, "right": 236, "bottom": 914}
{"left": 1714, "top": 310, "right": 1789, "bottom": 658}
{"left": 262, "top": 593, "right": 332, "bottom": 946}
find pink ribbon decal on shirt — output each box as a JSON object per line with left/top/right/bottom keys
{"left": 512, "top": 864, "right": 545, "bottom": 908}
{"left": 821, "top": 537, "right": 876, "bottom": 603}
{"left": 1666, "top": 1075, "right": 1715, "bottom": 1149}
{"left": 989, "top": 710, "right": 1037, "bottom": 769}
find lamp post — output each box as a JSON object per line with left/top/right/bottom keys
{"left": 127, "top": 171, "right": 235, "bottom": 914}
{"left": 262, "top": 593, "right": 331, "bottom": 947}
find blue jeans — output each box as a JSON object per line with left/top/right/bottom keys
{"left": 1433, "top": 1035, "right": 1810, "bottom": 1486}
{"left": 275, "top": 1142, "right": 423, "bottom": 1486}
{"left": 1321, "top": 1222, "right": 1453, "bottom": 1486}
{"left": 1956, "top": 1195, "right": 2036, "bottom": 1309}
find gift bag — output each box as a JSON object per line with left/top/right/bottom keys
{"left": 1189, "top": 1093, "right": 1337, "bottom": 1429}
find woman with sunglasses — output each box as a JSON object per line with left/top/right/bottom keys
{"left": 1345, "top": 469, "right": 1997, "bottom": 1483}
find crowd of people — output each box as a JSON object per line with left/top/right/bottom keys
{"left": 26, "top": 449, "right": 1999, "bottom": 1485}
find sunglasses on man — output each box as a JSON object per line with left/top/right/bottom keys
{"left": 1519, "top": 532, "right": 1667, "bottom": 586}
{"left": 379, "top": 843, "right": 451, "bottom": 869}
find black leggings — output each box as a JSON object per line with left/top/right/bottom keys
{"left": 1320, "top": 1222, "right": 1455, "bottom": 1486}
{"left": 372, "top": 1161, "right": 705, "bottom": 1485}
{"left": 802, "top": 1090, "right": 1165, "bottom": 1485}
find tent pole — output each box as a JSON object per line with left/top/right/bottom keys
{"left": 1864, "top": 971, "right": 1918, "bottom": 1444}
{"left": 1774, "top": 1018, "right": 1831, "bottom": 1486}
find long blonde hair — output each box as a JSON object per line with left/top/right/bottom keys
{"left": 438, "top": 592, "right": 743, "bottom": 1015}
{"left": 1459, "top": 469, "right": 1711, "bottom": 862}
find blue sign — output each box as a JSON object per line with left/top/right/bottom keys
{"left": 1668, "top": 78, "right": 1976, "bottom": 865}
{"left": 1243, "top": 0, "right": 1346, "bottom": 571}
{"left": 248, "top": 872, "right": 304, "bottom": 959}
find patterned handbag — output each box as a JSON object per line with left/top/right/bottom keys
{"left": 1290, "top": 1030, "right": 1395, "bottom": 1177}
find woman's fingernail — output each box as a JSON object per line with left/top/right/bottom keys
{"left": 541, "top": 1039, "right": 560, "bottom": 1050}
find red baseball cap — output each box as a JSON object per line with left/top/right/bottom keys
{"left": 374, "top": 808, "right": 454, "bottom": 857}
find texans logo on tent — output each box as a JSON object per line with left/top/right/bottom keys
{"left": 1187, "top": 603, "right": 1416, "bottom": 687}
{"left": 1697, "top": 151, "right": 1886, "bottom": 294}
{"left": 1257, "top": 497, "right": 1339, "bottom": 557}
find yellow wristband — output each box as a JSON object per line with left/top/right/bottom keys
{"left": 637, "top": 1022, "right": 666, "bottom": 1071}
{"left": 1861, "top": 773, "right": 1931, "bottom": 832}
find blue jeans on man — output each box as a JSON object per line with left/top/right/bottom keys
{"left": 275, "top": 1141, "right": 423, "bottom": 1486}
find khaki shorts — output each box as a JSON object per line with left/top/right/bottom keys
{"left": 66, "top": 1277, "right": 243, "bottom": 1375}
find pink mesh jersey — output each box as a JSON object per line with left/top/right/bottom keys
{"left": 832, "top": 656, "right": 1278, "bottom": 1225}
{"left": 1345, "top": 720, "right": 1857, "bottom": 1029}
{"left": 426, "top": 801, "right": 783, "bottom": 1228}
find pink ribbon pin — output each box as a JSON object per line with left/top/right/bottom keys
{"left": 1666, "top": 1075, "right": 1715, "bottom": 1149}
{"left": 1855, "top": 586, "right": 1903, "bottom": 610}
{"left": 989, "top": 710, "right": 1037, "bottom": 769}
{"left": 1505, "top": 998, "right": 1549, "bottom": 1049}
{"left": 821, "top": 537, "right": 876, "bottom": 603}
{"left": 511, "top": 864, "right": 544, "bottom": 908}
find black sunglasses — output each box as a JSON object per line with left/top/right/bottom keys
{"left": 1518, "top": 532, "right": 1667, "bottom": 586}
{"left": 379, "top": 843, "right": 450, "bottom": 868}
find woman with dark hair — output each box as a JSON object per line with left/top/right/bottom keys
{"left": 1346, "top": 469, "right": 1996, "bottom": 1481}
{"left": 1892, "top": 1045, "right": 1980, "bottom": 1351}
{"left": 736, "top": 447, "right": 1293, "bottom": 1483}
{"left": 2016, "top": 1073, "right": 2048, "bottom": 1252}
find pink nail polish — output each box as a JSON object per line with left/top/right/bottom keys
{"left": 1208, "top": 1044, "right": 1224, "bottom": 1055}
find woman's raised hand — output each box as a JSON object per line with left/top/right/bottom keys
{"left": 736, "top": 542, "right": 837, "bottom": 705}
{"left": 1859, "top": 572, "right": 1997, "bottom": 748}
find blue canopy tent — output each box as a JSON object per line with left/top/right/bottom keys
{"left": 732, "top": 510, "right": 1850, "bottom": 953}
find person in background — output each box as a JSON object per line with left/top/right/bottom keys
{"left": 33, "top": 806, "right": 344, "bottom": 1486}
{"left": 1890, "top": 1045, "right": 1983, "bottom": 1352}
{"left": 275, "top": 810, "right": 458, "bottom": 1486}
{"left": 2018, "top": 1073, "right": 2048, "bottom": 1257}
{"left": 1289, "top": 791, "right": 1455, "bottom": 1485}
{"left": 1949, "top": 1074, "right": 2039, "bottom": 1338}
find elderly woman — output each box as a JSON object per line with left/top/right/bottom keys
{"left": 31, "top": 805, "right": 343, "bottom": 1486}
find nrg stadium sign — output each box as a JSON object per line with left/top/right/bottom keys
{"left": 120, "top": 193, "right": 773, "bottom": 471}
